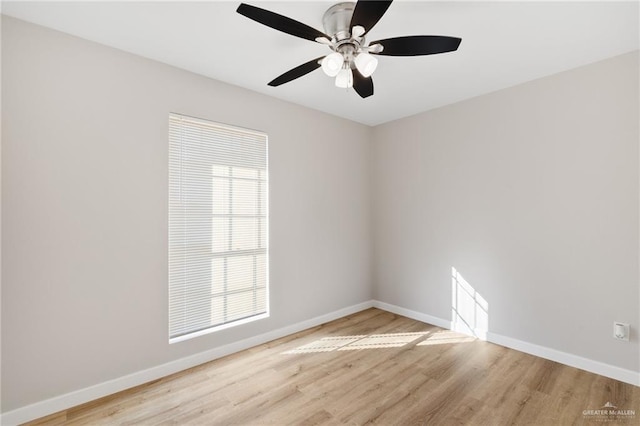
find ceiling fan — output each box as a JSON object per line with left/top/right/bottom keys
{"left": 237, "top": 0, "right": 461, "bottom": 98}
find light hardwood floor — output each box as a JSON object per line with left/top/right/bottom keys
{"left": 27, "top": 308, "right": 639, "bottom": 425}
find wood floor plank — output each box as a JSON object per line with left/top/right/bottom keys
{"left": 23, "top": 308, "right": 639, "bottom": 425}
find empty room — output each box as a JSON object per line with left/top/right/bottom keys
{"left": 1, "top": 1, "right": 639, "bottom": 424}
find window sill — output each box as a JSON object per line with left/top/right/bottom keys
{"left": 169, "top": 312, "right": 270, "bottom": 344}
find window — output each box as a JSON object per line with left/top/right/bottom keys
{"left": 169, "top": 114, "right": 268, "bottom": 342}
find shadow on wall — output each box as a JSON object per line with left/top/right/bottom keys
{"left": 452, "top": 267, "right": 488, "bottom": 340}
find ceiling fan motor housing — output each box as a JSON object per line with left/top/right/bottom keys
{"left": 322, "top": 1, "right": 365, "bottom": 64}
{"left": 323, "top": 2, "right": 356, "bottom": 41}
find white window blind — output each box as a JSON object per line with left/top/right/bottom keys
{"left": 169, "top": 113, "right": 268, "bottom": 342}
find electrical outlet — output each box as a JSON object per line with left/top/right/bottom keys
{"left": 613, "top": 322, "right": 629, "bottom": 341}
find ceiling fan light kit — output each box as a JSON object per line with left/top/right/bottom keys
{"left": 237, "top": 0, "right": 461, "bottom": 98}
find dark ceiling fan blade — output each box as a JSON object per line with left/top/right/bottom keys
{"left": 370, "top": 35, "right": 461, "bottom": 56}
{"left": 237, "top": 3, "right": 330, "bottom": 43}
{"left": 268, "top": 57, "right": 324, "bottom": 87}
{"left": 353, "top": 70, "right": 374, "bottom": 98}
{"left": 349, "top": 0, "right": 393, "bottom": 35}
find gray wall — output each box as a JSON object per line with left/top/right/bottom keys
{"left": 372, "top": 51, "right": 639, "bottom": 371}
{"left": 1, "top": 16, "right": 372, "bottom": 411}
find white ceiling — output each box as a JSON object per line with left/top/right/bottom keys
{"left": 2, "top": 0, "right": 638, "bottom": 126}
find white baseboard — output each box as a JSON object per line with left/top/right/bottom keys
{"left": 372, "top": 300, "right": 452, "bottom": 329}
{"left": 0, "top": 300, "right": 375, "bottom": 426}
{"left": 372, "top": 300, "right": 640, "bottom": 387}
{"left": 486, "top": 332, "right": 640, "bottom": 387}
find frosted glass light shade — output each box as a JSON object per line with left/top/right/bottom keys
{"left": 335, "top": 67, "right": 353, "bottom": 88}
{"left": 321, "top": 52, "right": 344, "bottom": 77}
{"left": 354, "top": 52, "right": 378, "bottom": 78}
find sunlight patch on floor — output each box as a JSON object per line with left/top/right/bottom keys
{"left": 281, "top": 336, "right": 366, "bottom": 353}
{"left": 417, "top": 330, "right": 476, "bottom": 346}
{"left": 282, "top": 332, "right": 429, "bottom": 354}
{"left": 337, "top": 332, "right": 429, "bottom": 351}
{"left": 282, "top": 327, "right": 477, "bottom": 354}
